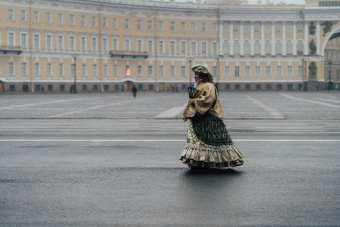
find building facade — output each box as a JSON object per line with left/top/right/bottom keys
{"left": 0, "top": 0, "right": 340, "bottom": 93}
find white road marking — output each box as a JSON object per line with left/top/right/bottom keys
{"left": 1, "top": 139, "right": 340, "bottom": 142}
{"left": 282, "top": 94, "right": 340, "bottom": 108}
{"left": 246, "top": 96, "right": 284, "bottom": 119}
{"left": 314, "top": 98, "right": 340, "bottom": 104}
{"left": 0, "top": 98, "right": 85, "bottom": 110}
{"left": 155, "top": 103, "right": 187, "bottom": 118}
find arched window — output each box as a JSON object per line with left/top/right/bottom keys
{"left": 244, "top": 40, "right": 250, "bottom": 54}
{"left": 265, "top": 40, "right": 271, "bottom": 54}
{"left": 223, "top": 40, "right": 229, "bottom": 54}
{"left": 286, "top": 40, "right": 292, "bottom": 55}
{"left": 297, "top": 40, "right": 303, "bottom": 54}
{"left": 234, "top": 40, "right": 239, "bottom": 54}
{"left": 275, "top": 40, "right": 282, "bottom": 54}
{"left": 254, "top": 40, "right": 260, "bottom": 55}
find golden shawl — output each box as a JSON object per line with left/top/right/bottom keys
{"left": 183, "top": 82, "right": 225, "bottom": 121}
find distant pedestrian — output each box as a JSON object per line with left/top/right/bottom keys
{"left": 180, "top": 64, "right": 244, "bottom": 170}
{"left": 175, "top": 84, "right": 179, "bottom": 92}
{"left": 171, "top": 85, "right": 175, "bottom": 93}
{"left": 132, "top": 85, "right": 138, "bottom": 98}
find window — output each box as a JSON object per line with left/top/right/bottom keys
{"left": 297, "top": 40, "right": 303, "bottom": 53}
{"left": 148, "top": 65, "right": 153, "bottom": 78}
{"left": 170, "top": 21, "right": 175, "bottom": 31}
{"left": 102, "top": 38, "right": 107, "bottom": 52}
{"left": 58, "top": 13, "right": 63, "bottom": 25}
{"left": 275, "top": 40, "right": 282, "bottom": 54}
{"left": 265, "top": 23, "right": 271, "bottom": 34}
{"left": 287, "top": 23, "right": 292, "bottom": 33}
{"left": 159, "top": 65, "right": 164, "bottom": 78}
{"left": 212, "top": 42, "right": 217, "bottom": 55}
{"left": 181, "top": 22, "right": 186, "bottom": 32}
{"left": 137, "top": 20, "right": 142, "bottom": 30}
{"left": 223, "top": 40, "right": 228, "bottom": 54}
{"left": 266, "top": 66, "right": 271, "bottom": 78}
{"left": 276, "top": 66, "right": 281, "bottom": 78}
{"left": 47, "top": 63, "right": 52, "bottom": 77}
{"left": 81, "top": 37, "right": 86, "bottom": 51}
{"left": 275, "top": 23, "right": 281, "bottom": 33}
{"left": 254, "top": 40, "right": 260, "bottom": 55}
{"left": 59, "top": 63, "right": 63, "bottom": 77}
{"left": 82, "top": 64, "right": 86, "bottom": 78}
{"left": 181, "top": 41, "right": 186, "bottom": 55}
{"left": 181, "top": 66, "right": 186, "bottom": 78}
{"left": 81, "top": 15, "right": 86, "bottom": 26}
{"left": 213, "top": 23, "right": 217, "bottom": 33}
{"left": 213, "top": 66, "right": 217, "bottom": 78}
{"left": 202, "top": 23, "right": 206, "bottom": 32}
{"left": 113, "top": 18, "right": 117, "bottom": 29}
{"left": 191, "top": 41, "right": 196, "bottom": 55}
{"left": 265, "top": 40, "right": 271, "bottom": 54}
{"left": 58, "top": 35, "right": 64, "bottom": 50}
{"left": 256, "top": 84, "right": 261, "bottom": 90}
{"left": 225, "top": 66, "right": 230, "bottom": 78}
{"left": 9, "top": 62, "right": 14, "bottom": 76}
{"left": 138, "top": 65, "right": 142, "bottom": 78}
{"left": 245, "top": 66, "right": 250, "bottom": 77}
{"left": 22, "top": 63, "right": 27, "bottom": 77}
{"left": 191, "top": 22, "right": 196, "bottom": 32}
{"left": 148, "top": 20, "right": 152, "bottom": 30}
{"left": 256, "top": 66, "right": 261, "bottom": 78}
{"left": 92, "top": 16, "right": 97, "bottom": 27}
{"left": 202, "top": 41, "right": 207, "bottom": 55}
{"left": 266, "top": 84, "right": 271, "bottom": 90}
{"left": 92, "top": 37, "right": 97, "bottom": 51}
{"left": 277, "top": 84, "right": 282, "bottom": 90}
{"left": 254, "top": 23, "right": 260, "bottom": 33}
{"left": 234, "top": 40, "right": 239, "bottom": 54}
{"left": 46, "top": 12, "right": 51, "bottom": 24}
{"left": 8, "top": 9, "right": 14, "bottom": 21}
{"left": 34, "top": 34, "right": 40, "bottom": 49}
{"left": 235, "top": 66, "right": 239, "bottom": 77}
{"left": 233, "top": 23, "right": 239, "bottom": 33}
{"left": 286, "top": 40, "right": 292, "bottom": 55}
{"left": 34, "top": 11, "right": 40, "bottom": 23}
{"left": 21, "top": 10, "right": 27, "bottom": 22}
{"left": 244, "top": 40, "right": 250, "bottom": 55}
{"left": 114, "top": 65, "right": 118, "bottom": 78}
{"left": 158, "top": 40, "right": 164, "bottom": 54}
{"left": 21, "top": 33, "right": 27, "bottom": 48}
{"left": 124, "top": 39, "right": 130, "bottom": 51}
{"left": 70, "top": 36, "right": 75, "bottom": 51}
{"left": 125, "top": 19, "right": 130, "bottom": 29}
{"left": 10, "top": 85, "right": 15, "bottom": 91}
{"left": 93, "top": 64, "right": 97, "bottom": 77}
{"left": 246, "top": 84, "right": 251, "bottom": 90}
{"left": 158, "top": 21, "right": 164, "bottom": 31}
{"left": 8, "top": 32, "right": 14, "bottom": 46}
{"left": 170, "top": 41, "right": 175, "bottom": 55}
{"left": 170, "top": 66, "right": 175, "bottom": 78}
{"left": 223, "top": 23, "right": 228, "bottom": 33}
{"left": 298, "top": 66, "right": 302, "bottom": 78}
{"left": 113, "top": 38, "right": 118, "bottom": 51}
{"left": 103, "top": 64, "right": 108, "bottom": 78}
{"left": 297, "top": 23, "right": 303, "bottom": 33}
{"left": 244, "top": 23, "right": 250, "bottom": 33}
{"left": 137, "top": 40, "right": 142, "bottom": 52}
{"left": 102, "top": 17, "right": 107, "bottom": 28}
{"left": 69, "top": 14, "right": 75, "bottom": 26}
{"left": 148, "top": 40, "right": 153, "bottom": 53}
{"left": 288, "top": 66, "right": 292, "bottom": 78}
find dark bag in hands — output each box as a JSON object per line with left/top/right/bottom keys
{"left": 187, "top": 87, "right": 199, "bottom": 98}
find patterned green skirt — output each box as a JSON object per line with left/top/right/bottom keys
{"left": 180, "top": 112, "right": 244, "bottom": 168}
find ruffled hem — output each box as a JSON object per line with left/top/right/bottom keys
{"left": 180, "top": 144, "right": 244, "bottom": 168}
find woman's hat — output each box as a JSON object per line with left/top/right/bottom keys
{"left": 191, "top": 64, "right": 211, "bottom": 75}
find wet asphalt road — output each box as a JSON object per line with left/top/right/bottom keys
{"left": 1, "top": 118, "right": 340, "bottom": 226}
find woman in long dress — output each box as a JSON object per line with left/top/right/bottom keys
{"left": 180, "top": 64, "right": 245, "bottom": 169}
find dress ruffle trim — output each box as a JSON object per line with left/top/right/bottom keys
{"left": 180, "top": 144, "right": 244, "bottom": 168}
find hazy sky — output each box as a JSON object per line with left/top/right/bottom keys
{"left": 175, "top": 0, "right": 306, "bottom": 4}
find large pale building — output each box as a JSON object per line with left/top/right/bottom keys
{"left": 0, "top": 0, "right": 339, "bottom": 93}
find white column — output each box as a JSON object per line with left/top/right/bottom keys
{"left": 282, "top": 21, "right": 286, "bottom": 56}
{"left": 304, "top": 21, "right": 308, "bottom": 55}
{"left": 219, "top": 21, "right": 223, "bottom": 56}
{"left": 316, "top": 21, "right": 320, "bottom": 55}
{"left": 230, "top": 21, "right": 234, "bottom": 56}
{"left": 271, "top": 22, "right": 275, "bottom": 56}
{"left": 261, "top": 21, "right": 265, "bottom": 56}
{"left": 250, "top": 21, "right": 254, "bottom": 56}
{"left": 240, "top": 21, "right": 244, "bottom": 56}
{"left": 293, "top": 22, "right": 297, "bottom": 55}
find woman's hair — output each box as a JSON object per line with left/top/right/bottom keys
{"left": 198, "top": 72, "right": 214, "bottom": 83}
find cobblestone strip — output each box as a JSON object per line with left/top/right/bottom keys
{"left": 246, "top": 96, "right": 284, "bottom": 119}
{"left": 282, "top": 94, "right": 340, "bottom": 108}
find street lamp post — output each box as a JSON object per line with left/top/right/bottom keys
{"left": 187, "top": 55, "right": 194, "bottom": 87}
{"left": 328, "top": 59, "right": 333, "bottom": 90}
{"left": 302, "top": 56, "right": 310, "bottom": 91}
{"left": 71, "top": 52, "right": 79, "bottom": 94}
